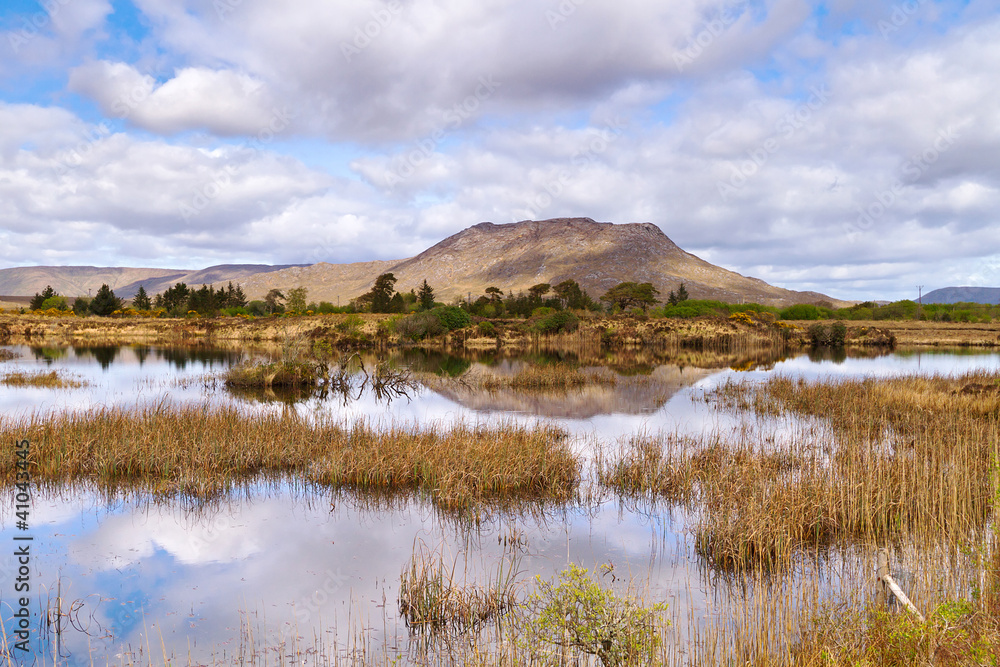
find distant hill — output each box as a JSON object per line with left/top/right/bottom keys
{"left": 0, "top": 264, "right": 306, "bottom": 299}
{"left": 921, "top": 286, "right": 1000, "bottom": 305}
{"left": 0, "top": 218, "right": 844, "bottom": 308}
{"left": 240, "top": 218, "right": 846, "bottom": 307}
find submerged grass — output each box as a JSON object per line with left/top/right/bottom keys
{"left": 0, "top": 406, "right": 580, "bottom": 509}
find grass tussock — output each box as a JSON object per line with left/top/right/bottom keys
{"left": 223, "top": 360, "right": 321, "bottom": 387}
{"left": 1, "top": 370, "right": 85, "bottom": 389}
{"left": 0, "top": 406, "right": 579, "bottom": 509}
{"left": 458, "top": 364, "right": 620, "bottom": 390}
{"left": 0, "top": 348, "right": 17, "bottom": 361}
{"left": 399, "top": 540, "right": 520, "bottom": 633}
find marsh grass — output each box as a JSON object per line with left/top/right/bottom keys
{"left": 0, "top": 407, "right": 579, "bottom": 509}
{"left": 399, "top": 540, "right": 521, "bottom": 633}
{"left": 223, "top": 360, "right": 321, "bottom": 387}
{"left": 600, "top": 371, "right": 999, "bottom": 571}
{"left": 1, "top": 370, "right": 85, "bottom": 389}
{"left": 0, "top": 348, "right": 17, "bottom": 361}
{"left": 461, "top": 364, "right": 620, "bottom": 390}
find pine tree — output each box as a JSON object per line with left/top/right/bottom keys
{"left": 677, "top": 282, "right": 689, "bottom": 302}
{"left": 132, "top": 286, "right": 151, "bottom": 311}
{"left": 89, "top": 284, "right": 123, "bottom": 316}
{"left": 30, "top": 285, "right": 56, "bottom": 311}
{"left": 417, "top": 279, "right": 435, "bottom": 311}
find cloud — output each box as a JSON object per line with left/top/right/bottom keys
{"left": 68, "top": 61, "right": 283, "bottom": 135}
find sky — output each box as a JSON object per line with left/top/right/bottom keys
{"left": 0, "top": 0, "right": 997, "bottom": 301}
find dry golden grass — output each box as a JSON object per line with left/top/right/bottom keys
{"left": 0, "top": 370, "right": 85, "bottom": 389}
{"left": 600, "top": 371, "right": 999, "bottom": 571}
{"left": 0, "top": 406, "right": 580, "bottom": 509}
{"left": 399, "top": 539, "right": 520, "bottom": 633}
{"left": 454, "top": 364, "right": 620, "bottom": 390}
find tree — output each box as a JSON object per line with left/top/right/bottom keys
{"left": 155, "top": 283, "right": 190, "bottom": 315}
{"left": 388, "top": 292, "right": 406, "bottom": 313}
{"left": 72, "top": 297, "right": 90, "bottom": 316}
{"left": 89, "top": 284, "right": 123, "bottom": 316}
{"left": 528, "top": 283, "right": 551, "bottom": 302}
{"left": 364, "top": 273, "right": 398, "bottom": 313}
{"left": 132, "top": 286, "right": 152, "bottom": 311}
{"left": 553, "top": 279, "right": 593, "bottom": 310}
{"left": 286, "top": 286, "right": 308, "bottom": 314}
{"left": 264, "top": 289, "right": 285, "bottom": 315}
{"left": 676, "top": 282, "right": 689, "bottom": 303}
{"left": 600, "top": 282, "right": 660, "bottom": 312}
{"left": 30, "top": 285, "right": 57, "bottom": 311}
{"left": 417, "top": 279, "right": 435, "bottom": 311}
{"left": 667, "top": 290, "right": 678, "bottom": 306}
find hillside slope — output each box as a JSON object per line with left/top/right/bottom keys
{"left": 2, "top": 218, "right": 841, "bottom": 308}
{"left": 921, "top": 286, "right": 1000, "bottom": 305}
{"left": 241, "top": 218, "right": 840, "bottom": 307}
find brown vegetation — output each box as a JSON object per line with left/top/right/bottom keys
{"left": 0, "top": 407, "right": 579, "bottom": 510}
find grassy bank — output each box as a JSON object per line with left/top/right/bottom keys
{"left": 0, "top": 406, "right": 579, "bottom": 510}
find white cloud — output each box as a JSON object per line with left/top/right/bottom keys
{"left": 69, "top": 61, "right": 282, "bottom": 135}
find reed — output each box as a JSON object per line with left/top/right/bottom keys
{"left": 0, "top": 370, "right": 85, "bottom": 389}
{"left": 223, "top": 360, "right": 322, "bottom": 387}
{"left": 398, "top": 540, "right": 520, "bottom": 633}
{"left": 601, "top": 371, "right": 999, "bottom": 571}
{"left": 0, "top": 406, "right": 580, "bottom": 509}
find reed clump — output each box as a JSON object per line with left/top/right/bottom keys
{"left": 399, "top": 540, "right": 520, "bottom": 633}
{"left": 0, "top": 406, "right": 580, "bottom": 508}
{"left": 0, "top": 348, "right": 17, "bottom": 361}
{"left": 1, "top": 370, "right": 85, "bottom": 389}
{"left": 223, "top": 360, "right": 321, "bottom": 387}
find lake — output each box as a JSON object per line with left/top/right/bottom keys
{"left": 1, "top": 344, "right": 998, "bottom": 664}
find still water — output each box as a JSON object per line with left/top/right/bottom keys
{"left": 1, "top": 344, "right": 998, "bottom": 664}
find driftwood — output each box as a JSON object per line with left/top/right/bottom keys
{"left": 876, "top": 548, "right": 925, "bottom": 623}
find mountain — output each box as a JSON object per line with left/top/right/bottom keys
{"left": 1, "top": 218, "right": 843, "bottom": 307}
{"left": 0, "top": 264, "right": 306, "bottom": 299}
{"left": 240, "top": 218, "right": 843, "bottom": 307}
{"left": 921, "top": 286, "right": 1000, "bottom": 305}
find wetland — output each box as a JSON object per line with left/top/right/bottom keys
{"left": 0, "top": 338, "right": 998, "bottom": 666}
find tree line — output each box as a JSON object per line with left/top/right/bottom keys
{"left": 24, "top": 275, "right": 691, "bottom": 318}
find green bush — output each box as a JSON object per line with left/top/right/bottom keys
{"left": 478, "top": 321, "right": 497, "bottom": 337}
{"left": 430, "top": 305, "right": 471, "bottom": 331}
{"left": 781, "top": 304, "right": 829, "bottom": 320}
{"left": 533, "top": 310, "right": 580, "bottom": 334}
{"left": 522, "top": 563, "right": 668, "bottom": 667}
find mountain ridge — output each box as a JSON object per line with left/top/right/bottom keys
{"left": 921, "top": 286, "right": 1000, "bottom": 305}
{"left": 1, "top": 218, "right": 844, "bottom": 308}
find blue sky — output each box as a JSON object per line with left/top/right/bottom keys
{"left": 0, "top": 0, "right": 997, "bottom": 301}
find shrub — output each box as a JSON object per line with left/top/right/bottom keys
{"left": 534, "top": 310, "right": 580, "bottom": 334}
{"left": 431, "top": 306, "right": 471, "bottom": 331}
{"left": 780, "top": 304, "right": 827, "bottom": 320}
{"left": 478, "top": 321, "right": 497, "bottom": 337}
{"left": 522, "top": 563, "right": 668, "bottom": 667}
{"left": 394, "top": 312, "right": 445, "bottom": 340}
